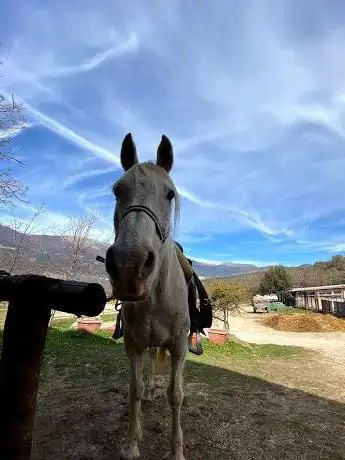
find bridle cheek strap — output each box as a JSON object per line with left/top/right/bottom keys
{"left": 116, "top": 205, "right": 168, "bottom": 243}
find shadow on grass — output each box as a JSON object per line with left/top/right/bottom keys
{"left": 1, "top": 328, "right": 344, "bottom": 459}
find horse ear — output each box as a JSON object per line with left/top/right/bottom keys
{"left": 156, "top": 135, "right": 173, "bottom": 173}
{"left": 120, "top": 133, "right": 138, "bottom": 171}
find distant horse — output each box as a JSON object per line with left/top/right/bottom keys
{"left": 105, "top": 133, "right": 189, "bottom": 460}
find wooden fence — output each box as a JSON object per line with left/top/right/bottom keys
{"left": 0, "top": 272, "right": 107, "bottom": 460}
{"left": 278, "top": 289, "right": 345, "bottom": 317}
{"left": 320, "top": 298, "right": 345, "bottom": 316}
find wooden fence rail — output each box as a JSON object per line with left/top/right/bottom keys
{"left": 0, "top": 271, "right": 107, "bottom": 460}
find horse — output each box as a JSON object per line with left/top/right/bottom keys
{"left": 105, "top": 133, "right": 190, "bottom": 460}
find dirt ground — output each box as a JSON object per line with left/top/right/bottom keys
{"left": 1, "top": 307, "right": 345, "bottom": 459}
{"left": 230, "top": 308, "right": 345, "bottom": 369}
{"left": 263, "top": 311, "right": 345, "bottom": 333}
{"left": 32, "top": 368, "right": 345, "bottom": 460}
{"left": 20, "top": 320, "right": 345, "bottom": 460}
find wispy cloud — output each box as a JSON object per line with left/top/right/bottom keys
{"left": 18, "top": 99, "right": 122, "bottom": 166}
{"left": 42, "top": 33, "right": 139, "bottom": 79}
{"left": 58, "top": 166, "right": 118, "bottom": 190}
{"left": 3, "top": 0, "right": 345, "bottom": 265}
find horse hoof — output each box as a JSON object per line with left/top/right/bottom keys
{"left": 120, "top": 444, "right": 141, "bottom": 459}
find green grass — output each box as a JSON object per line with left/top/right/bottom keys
{"left": 199, "top": 339, "right": 303, "bottom": 357}
{"left": 49, "top": 312, "right": 117, "bottom": 330}
{"left": 0, "top": 321, "right": 307, "bottom": 390}
{"left": 0, "top": 309, "right": 7, "bottom": 327}
{"left": 100, "top": 312, "right": 117, "bottom": 322}
{"left": 41, "top": 326, "right": 304, "bottom": 385}
{"left": 0, "top": 309, "right": 116, "bottom": 331}
{"left": 50, "top": 317, "right": 76, "bottom": 329}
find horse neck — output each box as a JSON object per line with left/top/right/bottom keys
{"left": 153, "top": 239, "right": 178, "bottom": 297}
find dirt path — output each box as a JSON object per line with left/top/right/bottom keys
{"left": 229, "top": 309, "right": 345, "bottom": 368}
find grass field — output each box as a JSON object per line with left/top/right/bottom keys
{"left": 0, "top": 308, "right": 7, "bottom": 326}
{"left": 1, "top": 320, "right": 344, "bottom": 459}
{"left": 0, "top": 309, "right": 117, "bottom": 329}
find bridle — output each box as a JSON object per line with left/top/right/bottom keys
{"left": 115, "top": 205, "right": 169, "bottom": 243}
{"left": 109, "top": 204, "right": 169, "bottom": 341}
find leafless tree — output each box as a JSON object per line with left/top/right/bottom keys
{"left": 0, "top": 68, "right": 28, "bottom": 207}
{"left": 54, "top": 210, "right": 99, "bottom": 280}
{"left": 1, "top": 204, "right": 45, "bottom": 274}
{"left": 48, "top": 210, "right": 98, "bottom": 324}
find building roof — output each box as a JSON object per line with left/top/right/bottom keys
{"left": 290, "top": 284, "right": 345, "bottom": 293}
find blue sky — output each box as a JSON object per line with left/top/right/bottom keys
{"left": 2, "top": 0, "right": 345, "bottom": 266}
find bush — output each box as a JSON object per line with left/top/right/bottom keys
{"left": 208, "top": 280, "right": 250, "bottom": 330}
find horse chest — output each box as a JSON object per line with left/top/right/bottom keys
{"left": 123, "top": 305, "right": 173, "bottom": 347}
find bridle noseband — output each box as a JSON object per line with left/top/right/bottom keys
{"left": 116, "top": 205, "right": 168, "bottom": 243}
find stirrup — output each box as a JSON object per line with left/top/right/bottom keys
{"left": 112, "top": 300, "right": 124, "bottom": 340}
{"left": 188, "top": 330, "right": 203, "bottom": 355}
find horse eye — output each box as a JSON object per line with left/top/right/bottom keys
{"left": 166, "top": 189, "right": 175, "bottom": 200}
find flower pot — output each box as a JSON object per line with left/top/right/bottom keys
{"left": 106, "top": 325, "right": 116, "bottom": 334}
{"left": 77, "top": 319, "right": 102, "bottom": 333}
{"left": 208, "top": 328, "right": 229, "bottom": 345}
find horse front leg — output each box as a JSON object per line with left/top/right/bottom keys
{"left": 121, "top": 351, "right": 144, "bottom": 460}
{"left": 143, "top": 347, "right": 157, "bottom": 401}
{"left": 164, "top": 341, "right": 187, "bottom": 460}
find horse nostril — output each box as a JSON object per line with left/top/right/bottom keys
{"left": 105, "top": 247, "right": 119, "bottom": 279}
{"left": 143, "top": 251, "right": 155, "bottom": 273}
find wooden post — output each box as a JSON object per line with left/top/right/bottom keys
{"left": 0, "top": 298, "right": 51, "bottom": 460}
{"left": 331, "top": 290, "right": 335, "bottom": 313}
{"left": 0, "top": 273, "right": 107, "bottom": 460}
{"left": 316, "top": 291, "right": 321, "bottom": 311}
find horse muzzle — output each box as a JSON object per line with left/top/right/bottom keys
{"left": 105, "top": 244, "right": 155, "bottom": 302}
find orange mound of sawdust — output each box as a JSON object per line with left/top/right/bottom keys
{"left": 262, "top": 313, "right": 345, "bottom": 332}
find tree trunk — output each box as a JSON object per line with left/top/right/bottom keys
{"left": 225, "top": 308, "right": 229, "bottom": 331}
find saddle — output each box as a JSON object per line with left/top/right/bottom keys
{"left": 97, "top": 242, "right": 213, "bottom": 355}
{"left": 174, "top": 242, "right": 194, "bottom": 285}
{"left": 174, "top": 242, "right": 213, "bottom": 355}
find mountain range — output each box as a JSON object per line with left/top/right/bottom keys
{"left": 0, "top": 224, "right": 264, "bottom": 284}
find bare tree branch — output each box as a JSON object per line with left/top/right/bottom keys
{"left": 37, "top": 209, "right": 98, "bottom": 279}
{"left": 4, "top": 205, "right": 45, "bottom": 274}
{"left": 0, "top": 62, "right": 28, "bottom": 207}
{"left": 47, "top": 210, "right": 98, "bottom": 324}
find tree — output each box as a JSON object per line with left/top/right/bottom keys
{"left": 61, "top": 211, "right": 98, "bottom": 280}
{"left": 48, "top": 210, "right": 98, "bottom": 325}
{"left": 208, "top": 280, "right": 250, "bottom": 330}
{"left": 259, "top": 265, "right": 291, "bottom": 295}
{"left": 0, "top": 80, "right": 27, "bottom": 207}
{"left": 4, "top": 204, "right": 44, "bottom": 274}
{"left": 42, "top": 210, "right": 99, "bottom": 280}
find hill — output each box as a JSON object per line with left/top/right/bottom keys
{"left": 3, "top": 223, "right": 344, "bottom": 293}
{"left": 0, "top": 225, "right": 263, "bottom": 288}
{"left": 216, "top": 255, "right": 345, "bottom": 293}
{"left": 189, "top": 260, "right": 264, "bottom": 278}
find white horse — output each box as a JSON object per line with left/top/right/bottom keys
{"left": 105, "top": 133, "right": 190, "bottom": 460}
